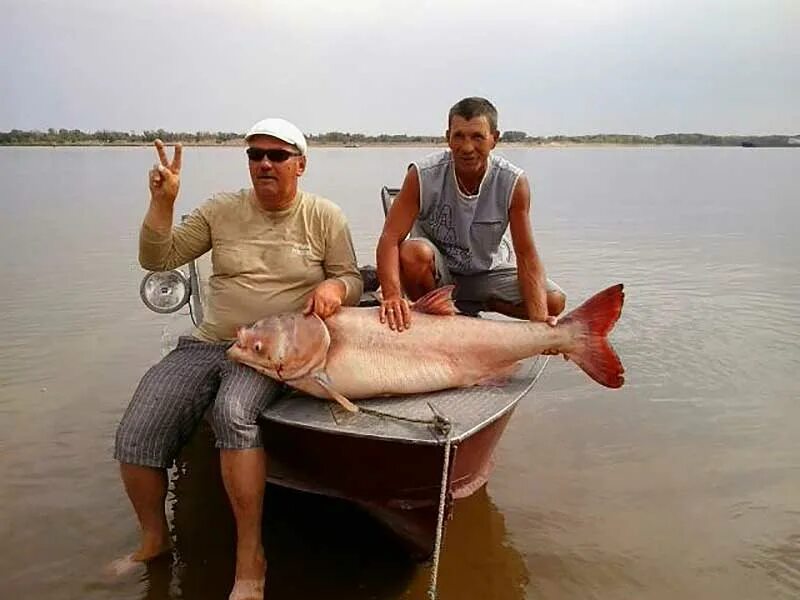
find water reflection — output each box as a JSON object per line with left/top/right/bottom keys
{"left": 404, "top": 487, "right": 530, "bottom": 600}
{"left": 142, "top": 424, "right": 528, "bottom": 600}
{"left": 168, "top": 426, "right": 236, "bottom": 600}
{"left": 165, "top": 424, "right": 414, "bottom": 599}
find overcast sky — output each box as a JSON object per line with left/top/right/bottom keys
{"left": 3, "top": 0, "right": 798, "bottom": 136}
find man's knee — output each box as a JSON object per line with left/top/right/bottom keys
{"left": 548, "top": 290, "right": 566, "bottom": 316}
{"left": 211, "top": 368, "right": 282, "bottom": 450}
{"left": 398, "top": 239, "right": 435, "bottom": 281}
{"left": 486, "top": 291, "right": 567, "bottom": 320}
{"left": 114, "top": 351, "right": 218, "bottom": 468}
{"left": 210, "top": 397, "right": 262, "bottom": 450}
{"left": 114, "top": 399, "right": 179, "bottom": 469}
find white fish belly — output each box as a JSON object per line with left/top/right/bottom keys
{"left": 324, "top": 343, "right": 464, "bottom": 398}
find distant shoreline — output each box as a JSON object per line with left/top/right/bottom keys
{"left": 2, "top": 140, "right": 799, "bottom": 149}
{"left": 3, "top": 128, "right": 799, "bottom": 148}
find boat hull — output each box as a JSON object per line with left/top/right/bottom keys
{"left": 261, "top": 407, "right": 516, "bottom": 559}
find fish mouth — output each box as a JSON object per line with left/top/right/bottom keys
{"left": 251, "top": 362, "right": 280, "bottom": 379}
{"left": 228, "top": 353, "right": 279, "bottom": 379}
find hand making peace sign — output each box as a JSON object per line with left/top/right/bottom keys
{"left": 148, "top": 139, "right": 183, "bottom": 205}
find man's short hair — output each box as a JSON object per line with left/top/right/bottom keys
{"left": 448, "top": 97, "right": 498, "bottom": 132}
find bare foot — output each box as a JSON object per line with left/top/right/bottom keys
{"left": 106, "top": 538, "right": 173, "bottom": 577}
{"left": 230, "top": 551, "right": 266, "bottom": 600}
{"left": 229, "top": 578, "right": 265, "bottom": 600}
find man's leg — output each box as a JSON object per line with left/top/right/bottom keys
{"left": 487, "top": 288, "right": 566, "bottom": 319}
{"left": 220, "top": 448, "right": 267, "bottom": 595}
{"left": 547, "top": 285, "right": 567, "bottom": 317}
{"left": 457, "top": 269, "right": 567, "bottom": 319}
{"left": 398, "top": 238, "right": 452, "bottom": 300}
{"left": 118, "top": 464, "right": 170, "bottom": 563}
{"left": 112, "top": 338, "right": 225, "bottom": 573}
{"left": 211, "top": 361, "right": 283, "bottom": 599}
{"left": 398, "top": 239, "right": 436, "bottom": 300}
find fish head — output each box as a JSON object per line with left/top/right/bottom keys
{"left": 226, "top": 312, "right": 330, "bottom": 382}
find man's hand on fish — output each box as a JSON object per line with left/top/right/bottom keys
{"left": 539, "top": 314, "right": 562, "bottom": 356}
{"left": 380, "top": 296, "right": 411, "bottom": 332}
{"left": 303, "top": 279, "right": 346, "bottom": 320}
{"left": 148, "top": 139, "right": 182, "bottom": 205}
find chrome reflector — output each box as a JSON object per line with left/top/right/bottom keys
{"left": 139, "top": 270, "right": 191, "bottom": 313}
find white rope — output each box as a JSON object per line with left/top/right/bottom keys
{"left": 427, "top": 434, "right": 453, "bottom": 600}
{"left": 425, "top": 355, "right": 551, "bottom": 599}
{"left": 521, "top": 355, "right": 551, "bottom": 396}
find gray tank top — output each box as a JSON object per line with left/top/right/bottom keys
{"left": 412, "top": 150, "right": 523, "bottom": 275}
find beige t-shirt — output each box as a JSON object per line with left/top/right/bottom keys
{"left": 139, "top": 188, "right": 363, "bottom": 342}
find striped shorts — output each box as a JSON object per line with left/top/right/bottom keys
{"left": 114, "top": 336, "right": 283, "bottom": 468}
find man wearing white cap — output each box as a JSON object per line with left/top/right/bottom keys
{"left": 112, "top": 118, "right": 362, "bottom": 599}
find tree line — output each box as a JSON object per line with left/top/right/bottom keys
{"left": 499, "top": 130, "right": 799, "bottom": 147}
{"left": 0, "top": 128, "right": 242, "bottom": 145}
{"left": 1, "top": 128, "right": 798, "bottom": 147}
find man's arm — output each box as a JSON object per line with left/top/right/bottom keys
{"left": 375, "top": 166, "right": 421, "bottom": 327}
{"left": 323, "top": 215, "right": 363, "bottom": 306}
{"left": 142, "top": 139, "right": 181, "bottom": 235}
{"left": 304, "top": 210, "right": 364, "bottom": 319}
{"left": 508, "top": 175, "right": 549, "bottom": 322}
{"left": 139, "top": 211, "right": 212, "bottom": 271}
{"left": 139, "top": 140, "right": 212, "bottom": 271}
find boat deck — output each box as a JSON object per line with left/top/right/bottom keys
{"left": 261, "top": 355, "right": 547, "bottom": 445}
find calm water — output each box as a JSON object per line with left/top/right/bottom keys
{"left": 0, "top": 146, "right": 798, "bottom": 599}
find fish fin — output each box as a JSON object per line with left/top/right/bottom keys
{"left": 559, "top": 284, "right": 625, "bottom": 388}
{"left": 412, "top": 285, "right": 457, "bottom": 316}
{"left": 312, "top": 372, "right": 359, "bottom": 413}
{"left": 328, "top": 403, "right": 359, "bottom": 425}
{"left": 474, "top": 362, "right": 522, "bottom": 387}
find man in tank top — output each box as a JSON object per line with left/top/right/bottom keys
{"left": 376, "top": 96, "right": 566, "bottom": 332}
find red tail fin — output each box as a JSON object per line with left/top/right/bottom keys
{"left": 559, "top": 284, "right": 625, "bottom": 388}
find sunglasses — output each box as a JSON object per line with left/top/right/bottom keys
{"left": 246, "top": 147, "right": 301, "bottom": 163}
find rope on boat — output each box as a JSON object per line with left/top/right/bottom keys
{"left": 356, "top": 405, "right": 449, "bottom": 431}
{"left": 519, "top": 355, "right": 551, "bottom": 397}
{"left": 425, "top": 356, "right": 551, "bottom": 600}
{"left": 427, "top": 416, "right": 452, "bottom": 600}
{"left": 353, "top": 402, "right": 453, "bottom": 599}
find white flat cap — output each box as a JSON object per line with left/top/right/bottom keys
{"left": 244, "top": 118, "right": 307, "bottom": 155}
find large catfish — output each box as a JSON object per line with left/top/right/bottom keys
{"left": 227, "top": 284, "right": 625, "bottom": 412}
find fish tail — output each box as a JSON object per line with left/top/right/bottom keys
{"left": 559, "top": 284, "right": 625, "bottom": 388}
